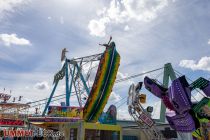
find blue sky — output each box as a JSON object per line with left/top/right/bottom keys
{"left": 0, "top": 0, "right": 210, "bottom": 119}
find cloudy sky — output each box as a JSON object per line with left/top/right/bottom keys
{"left": 0, "top": 0, "right": 210, "bottom": 119}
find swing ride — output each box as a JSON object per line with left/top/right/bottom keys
{"left": 0, "top": 91, "right": 30, "bottom": 127}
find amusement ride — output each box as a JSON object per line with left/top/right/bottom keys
{"left": 1, "top": 37, "right": 210, "bottom": 140}
{"left": 0, "top": 90, "right": 30, "bottom": 128}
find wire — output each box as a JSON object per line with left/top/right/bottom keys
{"left": 20, "top": 93, "right": 77, "bottom": 112}
{"left": 0, "top": 91, "right": 78, "bottom": 112}
{"left": 26, "top": 93, "right": 68, "bottom": 105}
{"left": 117, "top": 100, "right": 127, "bottom": 109}
{"left": 112, "top": 96, "right": 127, "bottom": 106}
{"left": 116, "top": 67, "right": 164, "bottom": 83}
{"left": 154, "top": 71, "right": 163, "bottom": 80}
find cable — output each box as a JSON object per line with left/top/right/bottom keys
{"left": 113, "top": 96, "right": 127, "bottom": 105}
{"left": 26, "top": 93, "right": 67, "bottom": 105}
{"left": 154, "top": 71, "right": 163, "bottom": 80}
{"left": 115, "top": 67, "right": 164, "bottom": 83}
{"left": 0, "top": 91, "right": 78, "bottom": 112}
{"left": 117, "top": 100, "right": 127, "bottom": 109}
{"left": 20, "top": 93, "right": 77, "bottom": 112}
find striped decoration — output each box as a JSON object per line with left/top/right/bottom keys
{"left": 83, "top": 46, "right": 120, "bottom": 122}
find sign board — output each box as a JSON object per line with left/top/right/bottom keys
{"left": 139, "top": 94, "right": 146, "bottom": 103}
{"left": 47, "top": 106, "right": 83, "bottom": 118}
{"left": 0, "top": 114, "right": 27, "bottom": 120}
{"left": 0, "top": 119, "right": 24, "bottom": 126}
{"left": 139, "top": 113, "right": 154, "bottom": 127}
{"left": 28, "top": 117, "right": 80, "bottom": 122}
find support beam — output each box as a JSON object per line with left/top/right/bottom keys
{"left": 159, "top": 63, "right": 176, "bottom": 122}
{"left": 68, "top": 66, "right": 75, "bottom": 106}
{"left": 69, "top": 63, "right": 82, "bottom": 107}
{"left": 65, "top": 59, "right": 70, "bottom": 106}
{"left": 73, "top": 81, "right": 82, "bottom": 107}
{"left": 163, "top": 63, "right": 176, "bottom": 88}
{"left": 42, "top": 81, "right": 59, "bottom": 116}
{"left": 75, "top": 63, "right": 90, "bottom": 95}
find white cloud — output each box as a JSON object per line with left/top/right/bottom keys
{"left": 109, "top": 91, "right": 121, "bottom": 102}
{"left": 122, "top": 0, "right": 168, "bottom": 22}
{"left": 0, "top": 0, "right": 29, "bottom": 20}
{"left": 0, "top": 33, "right": 31, "bottom": 47}
{"left": 88, "top": 18, "right": 110, "bottom": 37}
{"left": 34, "top": 81, "right": 49, "bottom": 90}
{"left": 47, "top": 16, "right": 52, "bottom": 20}
{"left": 117, "top": 71, "right": 134, "bottom": 84}
{"left": 118, "top": 108, "right": 133, "bottom": 120}
{"left": 208, "top": 39, "right": 210, "bottom": 45}
{"left": 179, "top": 56, "right": 210, "bottom": 71}
{"left": 117, "top": 71, "right": 127, "bottom": 79}
{"left": 88, "top": 0, "right": 172, "bottom": 37}
{"left": 124, "top": 25, "right": 130, "bottom": 31}
{"left": 96, "top": 7, "right": 107, "bottom": 16}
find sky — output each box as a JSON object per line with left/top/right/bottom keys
{"left": 0, "top": 0, "right": 210, "bottom": 119}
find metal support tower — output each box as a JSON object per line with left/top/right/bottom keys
{"left": 158, "top": 63, "right": 176, "bottom": 122}
{"left": 42, "top": 53, "right": 102, "bottom": 116}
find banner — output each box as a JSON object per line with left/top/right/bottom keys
{"left": 139, "top": 113, "right": 154, "bottom": 127}
{"left": 0, "top": 119, "right": 24, "bottom": 126}
{"left": 47, "top": 106, "right": 83, "bottom": 118}
{"left": 0, "top": 114, "right": 27, "bottom": 119}
{"left": 28, "top": 117, "right": 80, "bottom": 122}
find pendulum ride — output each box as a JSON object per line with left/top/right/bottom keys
{"left": 28, "top": 37, "right": 122, "bottom": 140}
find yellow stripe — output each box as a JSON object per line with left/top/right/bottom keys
{"left": 84, "top": 122, "right": 122, "bottom": 131}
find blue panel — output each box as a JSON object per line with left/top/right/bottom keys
{"left": 123, "top": 135, "right": 138, "bottom": 140}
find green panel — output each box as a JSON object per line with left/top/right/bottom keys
{"left": 192, "top": 97, "right": 209, "bottom": 113}
{"left": 190, "top": 77, "right": 209, "bottom": 90}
